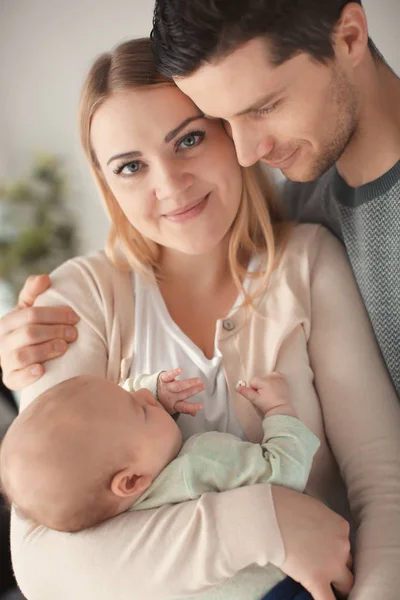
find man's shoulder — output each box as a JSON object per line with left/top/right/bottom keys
{"left": 280, "top": 168, "right": 335, "bottom": 217}
{"left": 279, "top": 167, "right": 342, "bottom": 238}
{"left": 282, "top": 175, "right": 325, "bottom": 202}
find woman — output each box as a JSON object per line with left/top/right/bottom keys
{"left": 1, "top": 38, "right": 400, "bottom": 600}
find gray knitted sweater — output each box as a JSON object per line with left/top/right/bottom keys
{"left": 283, "top": 161, "right": 400, "bottom": 396}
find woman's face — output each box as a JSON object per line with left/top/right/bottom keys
{"left": 90, "top": 85, "right": 243, "bottom": 256}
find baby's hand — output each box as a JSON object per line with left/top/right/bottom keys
{"left": 236, "top": 372, "right": 296, "bottom": 417}
{"left": 157, "top": 368, "right": 205, "bottom": 417}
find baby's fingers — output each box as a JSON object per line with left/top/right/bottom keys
{"left": 167, "top": 377, "right": 203, "bottom": 395}
{"left": 236, "top": 384, "right": 259, "bottom": 403}
{"left": 160, "top": 368, "right": 183, "bottom": 383}
{"left": 251, "top": 372, "right": 285, "bottom": 390}
{"left": 174, "top": 400, "right": 204, "bottom": 417}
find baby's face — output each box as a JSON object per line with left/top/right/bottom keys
{"left": 94, "top": 378, "right": 183, "bottom": 478}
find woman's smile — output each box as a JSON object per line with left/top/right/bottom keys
{"left": 162, "top": 193, "right": 210, "bottom": 223}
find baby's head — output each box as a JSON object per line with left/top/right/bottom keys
{"left": 0, "top": 375, "right": 182, "bottom": 532}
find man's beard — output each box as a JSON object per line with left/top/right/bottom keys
{"left": 291, "top": 66, "right": 360, "bottom": 182}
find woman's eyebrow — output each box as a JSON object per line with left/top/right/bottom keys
{"left": 107, "top": 150, "right": 142, "bottom": 166}
{"left": 164, "top": 114, "right": 205, "bottom": 143}
{"left": 106, "top": 114, "right": 205, "bottom": 165}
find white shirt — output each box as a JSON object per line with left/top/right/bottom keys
{"left": 130, "top": 269, "right": 258, "bottom": 442}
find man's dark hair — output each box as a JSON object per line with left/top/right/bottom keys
{"left": 151, "top": 0, "right": 375, "bottom": 78}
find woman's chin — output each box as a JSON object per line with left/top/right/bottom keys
{"left": 156, "top": 221, "right": 234, "bottom": 258}
{"left": 164, "top": 235, "right": 224, "bottom": 257}
{"left": 173, "top": 242, "right": 218, "bottom": 256}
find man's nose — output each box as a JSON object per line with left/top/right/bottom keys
{"left": 231, "top": 122, "right": 274, "bottom": 167}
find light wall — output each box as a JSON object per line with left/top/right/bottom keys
{"left": 0, "top": 0, "right": 398, "bottom": 253}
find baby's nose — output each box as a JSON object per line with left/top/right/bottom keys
{"left": 142, "top": 389, "right": 159, "bottom": 407}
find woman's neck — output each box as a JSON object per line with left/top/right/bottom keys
{"left": 158, "top": 237, "right": 232, "bottom": 294}
{"left": 157, "top": 237, "right": 241, "bottom": 359}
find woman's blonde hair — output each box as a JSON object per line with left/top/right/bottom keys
{"left": 79, "top": 38, "right": 289, "bottom": 304}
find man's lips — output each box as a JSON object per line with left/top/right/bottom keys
{"left": 262, "top": 149, "right": 298, "bottom": 168}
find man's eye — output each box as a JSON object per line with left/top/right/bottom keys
{"left": 113, "top": 161, "right": 142, "bottom": 175}
{"left": 252, "top": 104, "right": 277, "bottom": 118}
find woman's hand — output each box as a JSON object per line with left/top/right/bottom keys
{"left": 0, "top": 274, "right": 79, "bottom": 390}
{"left": 272, "top": 486, "right": 354, "bottom": 600}
{"left": 157, "top": 368, "right": 204, "bottom": 416}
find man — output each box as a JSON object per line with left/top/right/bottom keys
{"left": 151, "top": 0, "right": 400, "bottom": 395}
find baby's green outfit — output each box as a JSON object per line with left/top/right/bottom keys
{"left": 123, "top": 375, "right": 320, "bottom": 600}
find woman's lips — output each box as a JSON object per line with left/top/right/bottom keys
{"left": 163, "top": 194, "right": 209, "bottom": 223}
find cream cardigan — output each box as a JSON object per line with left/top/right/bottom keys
{"left": 12, "top": 225, "right": 400, "bottom": 600}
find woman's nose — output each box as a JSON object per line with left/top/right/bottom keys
{"left": 154, "top": 164, "right": 194, "bottom": 202}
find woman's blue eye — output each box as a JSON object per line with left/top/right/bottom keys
{"left": 176, "top": 130, "right": 205, "bottom": 151}
{"left": 181, "top": 135, "right": 197, "bottom": 147}
{"left": 114, "top": 161, "right": 142, "bottom": 175}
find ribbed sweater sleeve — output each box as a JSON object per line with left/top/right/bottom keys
{"left": 308, "top": 228, "right": 400, "bottom": 600}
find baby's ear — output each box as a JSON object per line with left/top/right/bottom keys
{"left": 111, "top": 468, "right": 152, "bottom": 499}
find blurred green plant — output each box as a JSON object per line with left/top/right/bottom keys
{"left": 0, "top": 153, "right": 77, "bottom": 297}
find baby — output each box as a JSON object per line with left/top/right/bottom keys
{"left": 0, "top": 371, "right": 319, "bottom": 536}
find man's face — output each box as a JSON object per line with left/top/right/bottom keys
{"left": 175, "top": 37, "right": 360, "bottom": 182}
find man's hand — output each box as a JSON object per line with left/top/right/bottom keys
{"left": 272, "top": 486, "right": 354, "bottom": 600}
{"left": 0, "top": 274, "right": 79, "bottom": 390}
{"left": 157, "top": 368, "right": 204, "bottom": 416}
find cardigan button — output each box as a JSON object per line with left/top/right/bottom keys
{"left": 222, "top": 319, "right": 235, "bottom": 331}
{"left": 236, "top": 380, "right": 247, "bottom": 389}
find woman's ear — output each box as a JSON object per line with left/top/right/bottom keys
{"left": 111, "top": 467, "right": 153, "bottom": 499}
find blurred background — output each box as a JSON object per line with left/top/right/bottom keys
{"left": 0, "top": 0, "right": 399, "bottom": 598}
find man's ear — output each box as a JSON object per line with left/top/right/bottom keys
{"left": 335, "top": 2, "right": 369, "bottom": 67}
{"left": 111, "top": 467, "right": 153, "bottom": 499}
